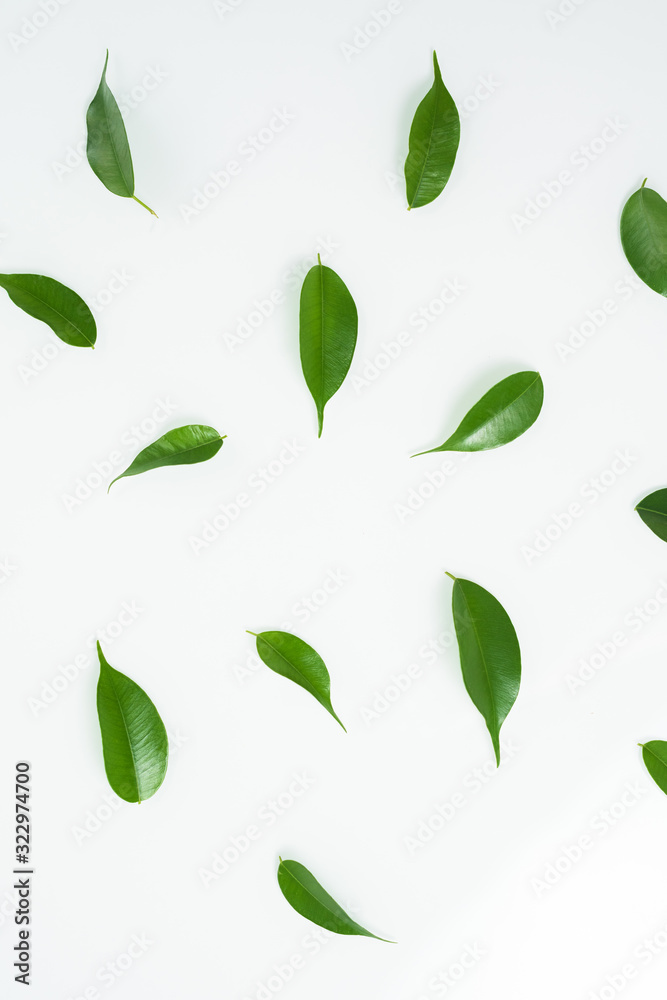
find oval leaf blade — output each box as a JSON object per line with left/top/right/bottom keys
{"left": 413, "top": 371, "right": 543, "bottom": 456}
{"left": 640, "top": 741, "right": 667, "bottom": 794}
{"left": 636, "top": 489, "right": 667, "bottom": 542}
{"left": 405, "top": 51, "right": 460, "bottom": 210}
{"left": 620, "top": 179, "right": 667, "bottom": 295}
{"left": 299, "top": 255, "right": 358, "bottom": 437}
{"left": 86, "top": 51, "right": 156, "bottom": 216}
{"left": 108, "top": 424, "right": 225, "bottom": 490}
{"left": 250, "top": 630, "right": 346, "bottom": 730}
{"left": 277, "top": 859, "right": 392, "bottom": 941}
{"left": 0, "top": 273, "right": 96, "bottom": 348}
{"left": 96, "top": 641, "right": 168, "bottom": 803}
{"left": 448, "top": 574, "right": 521, "bottom": 766}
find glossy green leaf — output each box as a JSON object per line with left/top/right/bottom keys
{"left": 96, "top": 641, "right": 168, "bottom": 803}
{"left": 413, "top": 371, "right": 543, "bottom": 456}
{"left": 0, "top": 273, "right": 96, "bottom": 348}
{"left": 620, "top": 179, "right": 667, "bottom": 295}
{"left": 277, "top": 859, "right": 392, "bottom": 941}
{"left": 248, "top": 630, "right": 346, "bottom": 730}
{"left": 448, "top": 573, "right": 521, "bottom": 766}
{"left": 299, "top": 254, "right": 358, "bottom": 437}
{"left": 635, "top": 489, "right": 667, "bottom": 542}
{"left": 405, "top": 51, "right": 460, "bottom": 210}
{"left": 640, "top": 741, "right": 667, "bottom": 794}
{"left": 108, "top": 424, "right": 225, "bottom": 490}
{"left": 86, "top": 51, "right": 157, "bottom": 216}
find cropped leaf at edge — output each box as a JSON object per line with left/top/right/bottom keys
{"left": 277, "top": 858, "right": 393, "bottom": 941}
{"left": 640, "top": 741, "right": 667, "bottom": 794}
{"left": 413, "top": 371, "right": 543, "bottom": 456}
{"left": 96, "top": 641, "right": 168, "bottom": 803}
{"left": 86, "top": 50, "right": 156, "bottom": 216}
{"left": 404, "top": 50, "right": 460, "bottom": 210}
{"left": 448, "top": 574, "right": 521, "bottom": 766}
{"left": 250, "top": 630, "right": 346, "bottom": 730}
{"left": 0, "top": 273, "right": 96, "bottom": 348}
{"left": 620, "top": 179, "right": 667, "bottom": 295}
{"left": 635, "top": 489, "right": 667, "bottom": 542}
{"left": 108, "top": 424, "right": 225, "bottom": 490}
{"left": 299, "top": 255, "right": 358, "bottom": 437}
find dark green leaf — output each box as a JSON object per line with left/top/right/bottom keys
{"left": 413, "top": 371, "right": 543, "bottom": 456}
{"left": 448, "top": 573, "right": 521, "bottom": 766}
{"left": 86, "top": 50, "right": 156, "bottom": 217}
{"left": 277, "top": 858, "right": 392, "bottom": 941}
{"left": 405, "top": 51, "right": 460, "bottom": 210}
{"left": 0, "top": 273, "right": 96, "bottom": 348}
{"left": 640, "top": 741, "right": 667, "bottom": 794}
{"left": 108, "top": 424, "right": 225, "bottom": 490}
{"left": 299, "top": 254, "right": 358, "bottom": 437}
{"left": 636, "top": 489, "right": 667, "bottom": 542}
{"left": 96, "top": 641, "right": 168, "bottom": 803}
{"left": 248, "top": 630, "right": 345, "bottom": 730}
{"left": 620, "top": 179, "right": 667, "bottom": 295}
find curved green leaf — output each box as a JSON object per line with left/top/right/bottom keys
{"left": 448, "top": 574, "right": 521, "bottom": 766}
{"left": 620, "top": 179, "right": 667, "bottom": 295}
{"left": 299, "top": 255, "right": 358, "bottom": 437}
{"left": 640, "top": 741, "right": 667, "bottom": 795}
{"left": 635, "top": 488, "right": 667, "bottom": 542}
{"left": 108, "top": 424, "right": 225, "bottom": 490}
{"left": 413, "top": 371, "right": 543, "bottom": 456}
{"left": 277, "top": 859, "right": 392, "bottom": 941}
{"left": 96, "top": 641, "right": 168, "bottom": 803}
{"left": 405, "top": 51, "right": 460, "bottom": 210}
{"left": 249, "top": 630, "right": 345, "bottom": 730}
{"left": 0, "top": 273, "right": 96, "bottom": 348}
{"left": 86, "top": 50, "right": 156, "bottom": 216}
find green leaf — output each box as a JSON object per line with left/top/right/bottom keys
{"left": 413, "top": 371, "right": 543, "bottom": 456}
{"left": 640, "top": 741, "right": 667, "bottom": 794}
{"left": 299, "top": 254, "right": 358, "bottom": 437}
{"left": 0, "top": 273, "right": 96, "bottom": 348}
{"left": 86, "top": 50, "right": 157, "bottom": 217}
{"left": 635, "top": 489, "right": 667, "bottom": 542}
{"left": 277, "top": 859, "right": 393, "bottom": 941}
{"left": 405, "top": 51, "right": 460, "bottom": 210}
{"left": 96, "top": 641, "right": 168, "bottom": 803}
{"left": 108, "top": 424, "right": 225, "bottom": 490}
{"left": 620, "top": 179, "right": 667, "bottom": 295}
{"left": 448, "top": 573, "right": 521, "bottom": 766}
{"left": 248, "top": 630, "right": 346, "bottom": 730}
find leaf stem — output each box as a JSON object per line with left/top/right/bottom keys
{"left": 444, "top": 571, "right": 456, "bottom": 580}
{"left": 641, "top": 178, "right": 647, "bottom": 189}
{"left": 246, "top": 630, "right": 258, "bottom": 636}
{"left": 132, "top": 195, "right": 158, "bottom": 217}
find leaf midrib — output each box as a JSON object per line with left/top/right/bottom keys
{"left": 99, "top": 69, "right": 132, "bottom": 195}
{"left": 260, "top": 636, "right": 324, "bottom": 702}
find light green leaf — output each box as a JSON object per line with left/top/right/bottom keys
{"left": 405, "top": 51, "right": 460, "bottom": 209}
{"left": 249, "top": 630, "right": 346, "bottom": 730}
{"left": 620, "top": 179, "right": 667, "bottom": 295}
{"left": 635, "top": 488, "right": 667, "bottom": 542}
{"left": 96, "top": 641, "right": 168, "bottom": 803}
{"left": 86, "top": 50, "right": 156, "bottom": 216}
{"left": 413, "top": 371, "right": 543, "bottom": 456}
{"left": 0, "top": 273, "right": 96, "bottom": 348}
{"left": 448, "top": 573, "right": 521, "bottom": 766}
{"left": 277, "top": 858, "right": 393, "bottom": 941}
{"left": 108, "top": 424, "right": 225, "bottom": 490}
{"left": 640, "top": 741, "right": 667, "bottom": 795}
{"left": 299, "top": 254, "right": 358, "bottom": 437}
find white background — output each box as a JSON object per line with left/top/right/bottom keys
{"left": 2, "top": 0, "right": 667, "bottom": 997}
